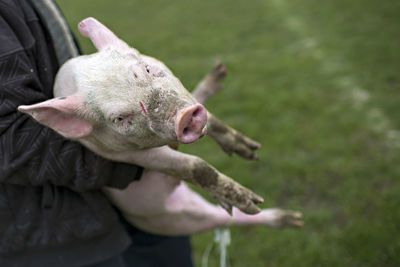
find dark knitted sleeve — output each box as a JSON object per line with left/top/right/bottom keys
{"left": 0, "top": 0, "right": 142, "bottom": 191}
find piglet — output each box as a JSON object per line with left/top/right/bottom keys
{"left": 18, "top": 18, "right": 263, "bottom": 214}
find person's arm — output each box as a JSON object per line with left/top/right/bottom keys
{"left": 0, "top": 1, "right": 142, "bottom": 191}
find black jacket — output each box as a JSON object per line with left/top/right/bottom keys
{"left": 0, "top": 0, "right": 142, "bottom": 266}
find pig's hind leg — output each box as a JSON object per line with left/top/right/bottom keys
{"left": 104, "top": 171, "right": 303, "bottom": 236}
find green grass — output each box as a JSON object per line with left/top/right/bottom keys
{"left": 56, "top": 0, "right": 400, "bottom": 266}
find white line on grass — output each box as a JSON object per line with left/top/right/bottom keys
{"left": 268, "top": 0, "right": 400, "bottom": 148}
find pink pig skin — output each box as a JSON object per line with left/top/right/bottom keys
{"left": 105, "top": 171, "right": 303, "bottom": 235}
{"left": 18, "top": 18, "right": 303, "bottom": 232}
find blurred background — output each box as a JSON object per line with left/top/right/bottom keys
{"left": 56, "top": 0, "right": 400, "bottom": 266}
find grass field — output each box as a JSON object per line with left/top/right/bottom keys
{"left": 56, "top": 0, "right": 400, "bottom": 266}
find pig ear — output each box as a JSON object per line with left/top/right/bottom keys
{"left": 18, "top": 95, "right": 93, "bottom": 139}
{"left": 78, "top": 17, "right": 132, "bottom": 52}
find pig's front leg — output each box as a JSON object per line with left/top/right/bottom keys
{"left": 191, "top": 62, "right": 261, "bottom": 160}
{"left": 206, "top": 113, "right": 261, "bottom": 160}
{"left": 104, "top": 171, "right": 302, "bottom": 236}
{"left": 101, "top": 145, "right": 263, "bottom": 214}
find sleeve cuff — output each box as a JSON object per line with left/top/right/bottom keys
{"left": 106, "top": 162, "right": 144, "bottom": 189}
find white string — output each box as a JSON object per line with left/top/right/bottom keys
{"left": 201, "top": 241, "right": 214, "bottom": 267}
{"left": 215, "top": 227, "right": 231, "bottom": 267}
{"left": 202, "top": 227, "right": 232, "bottom": 267}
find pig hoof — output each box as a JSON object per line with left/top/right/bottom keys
{"left": 211, "top": 61, "right": 227, "bottom": 82}
{"left": 268, "top": 209, "right": 304, "bottom": 229}
{"left": 217, "top": 130, "right": 262, "bottom": 160}
{"left": 218, "top": 201, "right": 233, "bottom": 215}
{"left": 233, "top": 190, "right": 263, "bottom": 215}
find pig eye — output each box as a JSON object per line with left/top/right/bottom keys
{"left": 111, "top": 114, "right": 134, "bottom": 132}
{"left": 113, "top": 116, "right": 124, "bottom": 123}
{"left": 145, "top": 65, "right": 151, "bottom": 73}
{"left": 111, "top": 114, "right": 134, "bottom": 127}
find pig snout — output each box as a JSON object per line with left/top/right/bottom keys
{"left": 175, "top": 104, "right": 207, "bottom": 144}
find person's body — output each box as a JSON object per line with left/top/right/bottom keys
{"left": 0, "top": 0, "right": 193, "bottom": 266}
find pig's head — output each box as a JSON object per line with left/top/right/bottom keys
{"left": 18, "top": 17, "right": 207, "bottom": 150}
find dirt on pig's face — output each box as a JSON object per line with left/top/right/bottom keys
{"left": 68, "top": 49, "right": 198, "bottom": 150}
